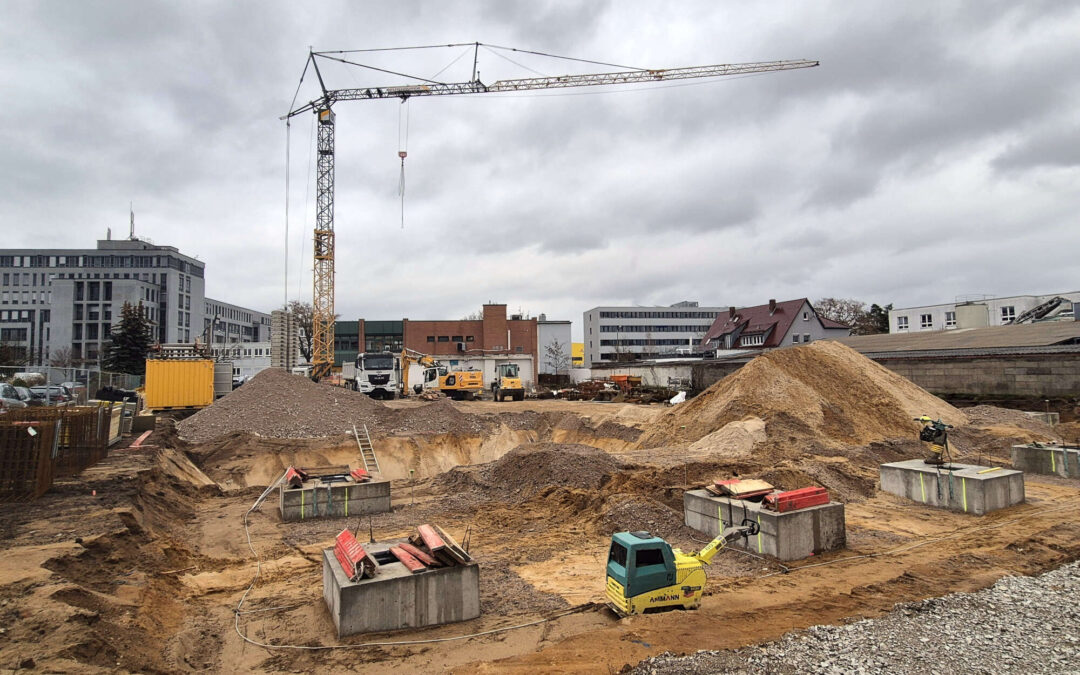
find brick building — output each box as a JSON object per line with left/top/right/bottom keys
{"left": 334, "top": 304, "right": 539, "bottom": 383}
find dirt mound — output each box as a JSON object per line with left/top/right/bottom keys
{"left": 177, "top": 369, "right": 496, "bottom": 442}
{"left": 638, "top": 341, "right": 965, "bottom": 451}
{"left": 593, "top": 494, "right": 698, "bottom": 545}
{"left": 961, "top": 405, "right": 1057, "bottom": 436}
{"left": 177, "top": 368, "right": 384, "bottom": 442}
{"left": 443, "top": 442, "right": 625, "bottom": 501}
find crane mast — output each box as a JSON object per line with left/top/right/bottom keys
{"left": 287, "top": 51, "right": 818, "bottom": 380}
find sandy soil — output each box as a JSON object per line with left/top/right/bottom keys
{"left": 2, "top": 347, "right": 1077, "bottom": 673}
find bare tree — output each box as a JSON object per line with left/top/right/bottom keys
{"left": 50, "top": 346, "right": 81, "bottom": 368}
{"left": 814, "top": 298, "right": 866, "bottom": 329}
{"left": 0, "top": 341, "right": 27, "bottom": 367}
{"left": 287, "top": 300, "right": 314, "bottom": 362}
{"left": 544, "top": 338, "right": 571, "bottom": 376}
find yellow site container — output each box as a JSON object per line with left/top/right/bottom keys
{"left": 144, "top": 359, "right": 215, "bottom": 410}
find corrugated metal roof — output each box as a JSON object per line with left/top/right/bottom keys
{"left": 836, "top": 321, "right": 1080, "bottom": 352}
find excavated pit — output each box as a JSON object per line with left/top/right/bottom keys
{"left": 5, "top": 345, "right": 1079, "bottom": 673}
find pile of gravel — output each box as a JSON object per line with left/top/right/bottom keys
{"left": 177, "top": 368, "right": 493, "bottom": 442}
{"left": 631, "top": 560, "right": 1080, "bottom": 674}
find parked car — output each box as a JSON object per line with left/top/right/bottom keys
{"left": 14, "top": 386, "right": 44, "bottom": 407}
{"left": 61, "top": 381, "right": 87, "bottom": 402}
{"left": 0, "top": 383, "right": 29, "bottom": 409}
{"left": 29, "top": 385, "right": 72, "bottom": 404}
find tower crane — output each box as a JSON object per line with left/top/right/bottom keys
{"left": 284, "top": 45, "right": 818, "bottom": 380}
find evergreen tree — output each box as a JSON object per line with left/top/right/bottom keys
{"left": 104, "top": 301, "right": 154, "bottom": 375}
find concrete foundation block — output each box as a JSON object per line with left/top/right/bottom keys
{"left": 279, "top": 479, "right": 391, "bottom": 522}
{"left": 322, "top": 543, "right": 480, "bottom": 637}
{"left": 1011, "top": 444, "right": 1080, "bottom": 479}
{"left": 683, "top": 490, "right": 846, "bottom": 561}
{"left": 879, "top": 460, "right": 1024, "bottom": 515}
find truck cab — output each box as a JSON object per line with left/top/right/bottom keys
{"left": 355, "top": 352, "right": 398, "bottom": 399}
{"left": 492, "top": 362, "right": 524, "bottom": 401}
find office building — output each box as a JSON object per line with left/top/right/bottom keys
{"left": 0, "top": 237, "right": 270, "bottom": 365}
{"left": 582, "top": 301, "right": 726, "bottom": 364}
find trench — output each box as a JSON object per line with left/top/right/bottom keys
{"left": 194, "top": 424, "right": 640, "bottom": 489}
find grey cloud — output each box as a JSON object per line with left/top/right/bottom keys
{"left": 993, "top": 122, "right": 1080, "bottom": 172}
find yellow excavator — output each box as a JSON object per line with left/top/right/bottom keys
{"left": 491, "top": 362, "right": 525, "bottom": 402}
{"left": 399, "top": 349, "right": 485, "bottom": 400}
{"left": 605, "top": 520, "right": 758, "bottom": 616}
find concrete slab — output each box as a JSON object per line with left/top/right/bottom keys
{"left": 279, "top": 478, "right": 391, "bottom": 522}
{"left": 879, "top": 460, "right": 1024, "bottom": 515}
{"left": 683, "top": 490, "right": 846, "bottom": 561}
{"left": 322, "top": 541, "right": 480, "bottom": 637}
{"left": 1011, "top": 444, "right": 1080, "bottom": 479}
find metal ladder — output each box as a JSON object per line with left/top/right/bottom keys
{"left": 352, "top": 424, "right": 381, "bottom": 475}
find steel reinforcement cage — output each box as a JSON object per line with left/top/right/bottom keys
{"left": 0, "top": 419, "right": 61, "bottom": 501}
{"left": 4, "top": 406, "right": 110, "bottom": 477}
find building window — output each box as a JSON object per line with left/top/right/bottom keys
{"left": 945, "top": 311, "right": 956, "bottom": 328}
{"left": 452, "top": 335, "right": 463, "bottom": 342}
{"left": 803, "top": 312, "right": 809, "bottom": 321}
{"left": 1000, "top": 306, "right": 1015, "bottom": 323}
{"left": 804, "top": 333, "right": 811, "bottom": 342}
{"left": 792, "top": 334, "right": 800, "bottom": 343}
{"left": 897, "top": 316, "right": 909, "bottom": 331}
{"left": 437, "top": 336, "right": 449, "bottom": 342}
{"left": 516, "top": 346, "right": 524, "bottom": 353}
{"left": 465, "top": 335, "right": 474, "bottom": 342}
{"left": 426, "top": 336, "right": 435, "bottom": 342}
{"left": 920, "top": 314, "right": 933, "bottom": 329}
{"left": 741, "top": 334, "right": 765, "bottom": 346}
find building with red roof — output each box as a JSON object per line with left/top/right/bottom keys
{"left": 701, "top": 298, "right": 850, "bottom": 351}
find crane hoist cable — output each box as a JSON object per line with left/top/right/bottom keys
{"left": 397, "top": 98, "right": 410, "bottom": 229}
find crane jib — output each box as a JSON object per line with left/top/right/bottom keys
{"left": 292, "top": 52, "right": 818, "bottom": 378}
{"left": 289, "top": 59, "right": 819, "bottom": 113}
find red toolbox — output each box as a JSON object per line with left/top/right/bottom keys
{"left": 763, "top": 487, "right": 829, "bottom": 512}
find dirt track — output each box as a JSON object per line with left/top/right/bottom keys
{"left": 2, "top": 353, "right": 1078, "bottom": 672}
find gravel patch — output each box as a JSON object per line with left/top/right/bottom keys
{"left": 632, "top": 560, "right": 1080, "bottom": 674}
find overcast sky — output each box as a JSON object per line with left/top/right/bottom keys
{"left": 3, "top": 1, "right": 1078, "bottom": 340}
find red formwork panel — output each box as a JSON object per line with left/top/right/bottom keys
{"left": 764, "top": 487, "right": 830, "bottom": 512}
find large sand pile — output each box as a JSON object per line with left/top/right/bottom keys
{"left": 638, "top": 341, "right": 966, "bottom": 450}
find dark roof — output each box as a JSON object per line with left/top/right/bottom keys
{"left": 819, "top": 316, "right": 850, "bottom": 329}
{"left": 702, "top": 299, "right": 809, "bottom": 348}
{"left": 836, "top": 321, "right": 1080, "bottom": 352}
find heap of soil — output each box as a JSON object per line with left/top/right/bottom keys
{"left": 638, "top": 341, "right": 966, "bottom": 451}
{"left": 593, "top": 494, "right": 698, "bottom": 544}
{"left": 444, "top": 442, "right": 625, "bottom": 501}
{"left": 960, "top": 405, "right": 1056, "bottom": 436}
{"left": 177, "top": 369, "right": 492, "bottom": 442}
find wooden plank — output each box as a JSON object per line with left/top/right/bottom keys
{"left": 399, "top": 542, "right": 441, "bottom": 567}
{"left": 432, "top": 524, "right": 471, "bottom": 563}
{"left": 417, "top": 524, "right": 446, "bottom": 554}
{"left": 389, "top": 546, "right": 426, "bottom": 573}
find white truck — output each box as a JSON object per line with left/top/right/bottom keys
{"left": 349, "top": 352, "right": 398, "bottom": 399}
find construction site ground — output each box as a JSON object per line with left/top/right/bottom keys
{"left": 2, "top": 345, "right": 1078, "bottom": 673}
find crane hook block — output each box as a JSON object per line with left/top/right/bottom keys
{"left": 398, "top": 151, "right": 407, "bottom": 159}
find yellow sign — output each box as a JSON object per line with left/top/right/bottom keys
{"left": 571, "top": 342, "right": 585, "bottom": 367}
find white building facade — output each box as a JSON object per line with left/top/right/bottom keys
{"left": 889, "top": 292, "right": 1080, "bottom": 333}
{"left": 582, "top": 301, "right": 725, "bottom": 365}
{"left": 0, "top": 237, "right": 272, "bottom": 366}
{"left": 537, "top": 315, "right": 572, "bottom": 375}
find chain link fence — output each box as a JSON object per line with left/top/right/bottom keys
{"left": 1, "top": 365, "right": 141, "bottom": 404}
